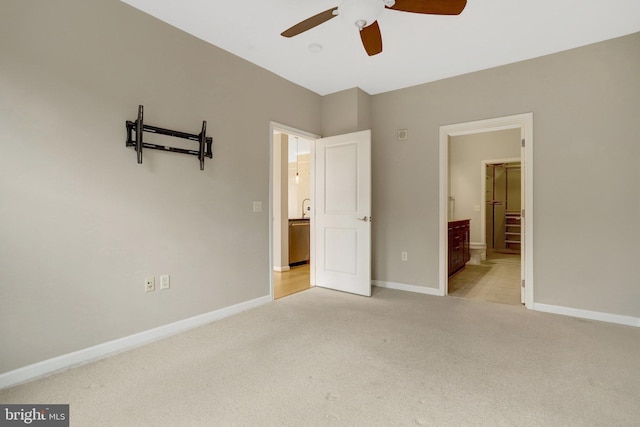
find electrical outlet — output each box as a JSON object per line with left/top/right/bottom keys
{"left": 160, "top": 274, "right": 170, "bottom": 290}
{"left": 401, "top": 251, "right": 408, "bottom": 262}
{"left": 145, "top": 277, "right": 155, "bottom": 292}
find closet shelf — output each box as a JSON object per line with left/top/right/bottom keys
{"left": 504, "top": 210, "right": 521, "bottom": 254}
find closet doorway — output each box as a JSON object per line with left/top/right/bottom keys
{"left": 485, "top": 161, "right": 521, "bottom": 255}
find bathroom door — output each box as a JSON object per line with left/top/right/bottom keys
{"left": 314, "top": 130, "right": 371, "bottom": 297}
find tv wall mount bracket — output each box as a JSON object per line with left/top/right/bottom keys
{"left": 126, "top": 105, "right": 213, "bottom": 170}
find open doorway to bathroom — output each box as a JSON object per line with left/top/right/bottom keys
{"left": 271, "top": 124, "right": 316, "bottom": 299}
{"left": 450, "top": 159, "right": 522, "bottom": 304}
{"left": 447, "top": 134, "right": 522, "bottom": 305}
{"left": 440, "top": 113, "right": 533, "bottom": 308}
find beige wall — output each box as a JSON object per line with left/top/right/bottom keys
{"left": 357, "top": 88, "right": 373, "bottom": 132}
{"left": 321, "top": 87, "right": 372, "bottom": 137}
{"left": 0, "top": 0, "right": 321, "bottom": 373}
{"left": 371, "top": 32, "right": 640, "bottom": 317}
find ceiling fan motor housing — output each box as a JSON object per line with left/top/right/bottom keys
{"left": 338, "top": 0, "right": 390, "bottom": 29}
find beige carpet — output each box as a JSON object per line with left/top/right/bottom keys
{"left": 2, "top": 287, "right": 639, "bottom": 426}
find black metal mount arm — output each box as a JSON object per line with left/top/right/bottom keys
{"left": 125, "top": 105, "right": 213, "bottom": 170}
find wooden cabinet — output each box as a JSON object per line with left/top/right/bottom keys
{"left": 448, "top": 219, "right": 470, "bottom": 277}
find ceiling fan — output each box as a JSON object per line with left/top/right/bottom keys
{"left": 281, "top": 0, "right": 467, "bottom": 56}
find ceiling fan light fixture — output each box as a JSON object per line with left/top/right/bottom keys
{"left": 338, "top": 0, "right": 384, "bottom": 29}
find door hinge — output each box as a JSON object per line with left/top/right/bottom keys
{"left": 521, "top": 279, "right": 525, "bottom": 288}
{"left": 521, "top": 209, "right": 525, "bottom": 218}
{"left": 521, "top": 138, "right": 525, "bottom": 147}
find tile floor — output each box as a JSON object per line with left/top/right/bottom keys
{"left": 448, "top": 250, "right": 522, "bottom": 305}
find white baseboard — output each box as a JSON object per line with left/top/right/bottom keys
{"left": 533, "top": 303, "right": 640, "bottom": 328}
{"left": 273, "top": 266, "right": 290, "bottom": 272}
{"left": 373, "top": 281, "right": 639, "bottom": 328}
{"left": 0, "top": 295, "right": 272, "bottom": 390}
{"left": 372, "top": 280, "right": 444, "bottom": 296}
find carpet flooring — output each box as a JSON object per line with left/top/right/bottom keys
{"left": 2, "top": 287, "right": 639, "bottom": 426}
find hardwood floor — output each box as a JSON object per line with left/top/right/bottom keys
{"left": 273, "top": 264, "right": 310, "bottom": 299}
{"left": 448, "top": 250, "right": 521, "bottom": 305}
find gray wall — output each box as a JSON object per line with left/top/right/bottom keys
{"left": 0, "top": 0, "right": 321, "bottom": 373}
{"left": 371, "top": 32, "right": 640, "bottom": 317}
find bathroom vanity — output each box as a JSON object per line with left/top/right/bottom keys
{"left": 448, "top": 219, "right": 470, "bottom": 277}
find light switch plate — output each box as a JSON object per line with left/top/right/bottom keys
{"left": 160, "top": 274, "right": 170, "bottom": 290}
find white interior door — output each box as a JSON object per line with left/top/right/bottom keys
{"left": 314, "top": 130, "right": 371, "bottom": 296}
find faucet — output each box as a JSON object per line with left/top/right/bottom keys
{"left": 302, "top": 198, "right": 311, "bottom": 218}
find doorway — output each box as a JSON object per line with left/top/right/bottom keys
{"left": 448, "top": 154, "right": 522, "bottom": 305}
{"left": 485, "top": 161, "right": 521, "bottom": 254}
{"left": 270, "top": 124, "right": 373, "bottom": 300}
{"left": 270, "top": 123, "right": 317, "bottom": 300}
{"left": 439, "top": 113, "right": 534, "bottom": 308}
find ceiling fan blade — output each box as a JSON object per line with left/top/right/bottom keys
{"left": 360, "top": 21, "right": 383, "bottom": 56}
{"left": 388, "top": 0, "right": 467, "bottom": 15}
{"left": 281, "top": 7, "right": 339, "bottom": 37}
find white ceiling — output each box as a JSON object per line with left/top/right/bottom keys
{"left": 121, "top": 0, "right": 640, "bottom": 96}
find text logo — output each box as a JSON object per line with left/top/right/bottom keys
{"left": 0, "top": 405, "right": 68, "bottom": 426}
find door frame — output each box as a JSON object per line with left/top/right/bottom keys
{"left": 439, "top": 113, "right": 534, "bottom": 309}
{"left": 269, "top": 121, "right": 319, "bottom": 300}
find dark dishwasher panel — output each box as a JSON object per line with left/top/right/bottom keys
{"left": 289, "top": 220, "right": 310, "bottom": 266}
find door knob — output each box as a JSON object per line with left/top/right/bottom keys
{"left": 357, "top": 216, "right": 370, "bottom": 222}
